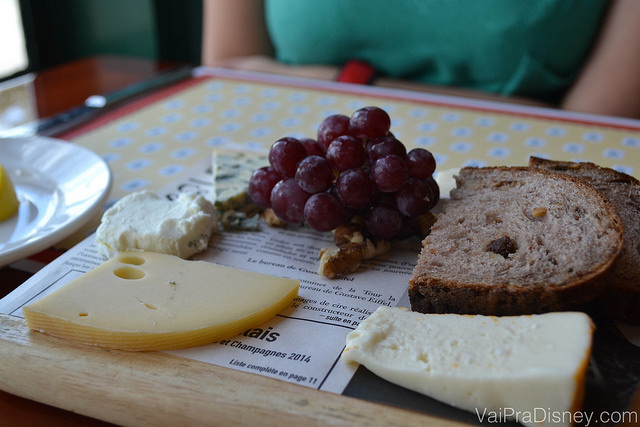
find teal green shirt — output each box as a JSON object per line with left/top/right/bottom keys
{"left": 265, "top": 0, "right": 608, "bottom": 103}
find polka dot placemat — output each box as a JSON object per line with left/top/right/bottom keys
{"left": 70, "top": 76, "right": 640, "bottom": 204}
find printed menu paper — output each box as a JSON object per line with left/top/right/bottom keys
{"left": 0, "top": 156, "right": 419, "bottom": 394}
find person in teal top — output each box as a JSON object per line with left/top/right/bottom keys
{"left": 202, "top": 0, "right": 640, "bottom": 119}
{"left": 265, "top": 0, "right": 607, "bottom": 104}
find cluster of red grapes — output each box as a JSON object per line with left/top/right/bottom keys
{"left": 248, "top": 106, "right": 439, "bottom": 240}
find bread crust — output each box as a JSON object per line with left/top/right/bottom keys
{"left": 409, "top": 166, "right": 624, "bottom": 316}
{"left": 529, "top": 157, "right": 640, "bottom": 324}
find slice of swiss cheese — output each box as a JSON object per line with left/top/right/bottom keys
{"left": 23, "top": 252, "right": 299, "bottom": 351}
{"left": 342, "top": 307, "right": 594, "bottom": 427}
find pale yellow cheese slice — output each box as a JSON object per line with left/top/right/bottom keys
{"left": 342, "top": 307, "right": 594, "bottom": 427}
{"left": 23, "top": 251, "right": 299, "bottom": 351}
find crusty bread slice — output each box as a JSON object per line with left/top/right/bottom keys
{"left": 529, "top": 157, "right": 640, "bottom": 324}
{"left": 409, "top": 166, "right": 623, "bottom": 316}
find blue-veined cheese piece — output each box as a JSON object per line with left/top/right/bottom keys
{"left": 342, "top": 307, "right": 594, "bottom": 427}
{"left": 212, "top": 150, "right": 268, "bottom": 230}
{"left": 96, "top": 190, "right": 216, "bottom": 259}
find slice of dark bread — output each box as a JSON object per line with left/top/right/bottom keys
{"left": 530, "top": 156, "right": 640, "bottom": 324}
{"left": 408, "top": 166, "right": 623, "bottom": 316}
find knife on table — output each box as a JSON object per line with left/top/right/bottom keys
{"left": 1, "top": 65, "right": 193, "bottom": 138}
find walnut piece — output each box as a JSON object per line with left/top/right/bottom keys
{"left": 316, "top": 212, "right": 435, "bottom": 278}
{"left": 317, "top": 223, "right": 391, "bottom": 279}
{"left": 317, "top": 243, "right": 363, "bottom": 279}
{"left": 263, "top": 208, "right": 286, "bottom": 227}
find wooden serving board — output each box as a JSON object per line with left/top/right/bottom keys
{"left": 0, "top": 313, "right": 471, "bottom": 427}
{"left": 4, "top": 312, "right": 640, "bottom": 427}
{"left": 3, "top": 314, "right": 640, "bottom": 427}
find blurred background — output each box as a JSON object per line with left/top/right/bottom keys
{"left": 0, "top": 0, "right": 202, "bottom": 82}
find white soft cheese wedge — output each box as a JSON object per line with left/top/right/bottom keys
{"left": 96, "top": 190, "right": 216, "bottom": 259}
{"left": 23, "top": 251, "right": 299, "bottom": 351}
{"left": 342, "top": 307, "right": 594, "bottom": 427}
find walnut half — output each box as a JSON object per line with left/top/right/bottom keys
{"left": 318, "top": 243, "right": 363, "bottom": 279}
{"left": 317, "top": 223, "right": 391, "bottom": 279}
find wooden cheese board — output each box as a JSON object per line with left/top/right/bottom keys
{"left": 2, "top": 312, "right": 640, "bottom": 427}
{"left": 1, "top": 313, "right": 469, "bottom": 427}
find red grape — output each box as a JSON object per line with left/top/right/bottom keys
{"left": 295, "top": 155, "right": 333, "bottom": 194}
{"left": 406, "top": 148, "right": 436, "bottom": 179}
{"left": 248, "top": 166, "right": 281, "bottom": 208}
{"left": 335, "top": 168, "right": 373, "bottom": 209}
{"left": 269, "top": 137, "right": 307, "bottom": 177}
{"left": 304, "top": 193, "right": 344, "bottom": 232}
{"left": 254, "top": 107, "right": 440, "bottom": 242}
{"left": 326, "top": 135, "right": 366, "bottom": 171}
{"left": 365, "top": 203, "right": 402, "bottom": 239}
{"left": 300, "top": 137, "right": 324, "bottom": 157}
{"left": 395, "top": 178, "right": 436, "bottom": 217}
{"left": 350, "top": 106, "right": 391, "bottom": 138}
{"left": 424, "top": 176, "right": 440, "bottom": 209}
{"left": 367, "top": 135, "right": 407, "bottom": 164}
{"left": 341, "top": 205, "right": 357, "bottom": 223}
{"left": 270, "top": 178, "right": 310, "bottom": 224}
{"left": 317, "top": 114, "right": 351, "bottom": 152}
{"left": 396, "top": 216, "right": 421, "bottom": 240}
{"left": 371, "top": 154, "right": 409, "bottom": 192}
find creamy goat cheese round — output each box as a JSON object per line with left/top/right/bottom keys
{"left": 96, "top": 190, "right": 217, "bottom": 259}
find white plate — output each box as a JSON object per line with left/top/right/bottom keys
{"left": 0, "top": 137, "right": 112, "bottom": 267}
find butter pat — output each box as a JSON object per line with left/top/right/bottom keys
{"left": 96, "top": 191, "right": 216, "bottom": 259}
{"left": 23, "top": 251, "right": 299, "bottom": 351}
{"left": 342, "top": 307, "right": 593, "bottom": 427}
